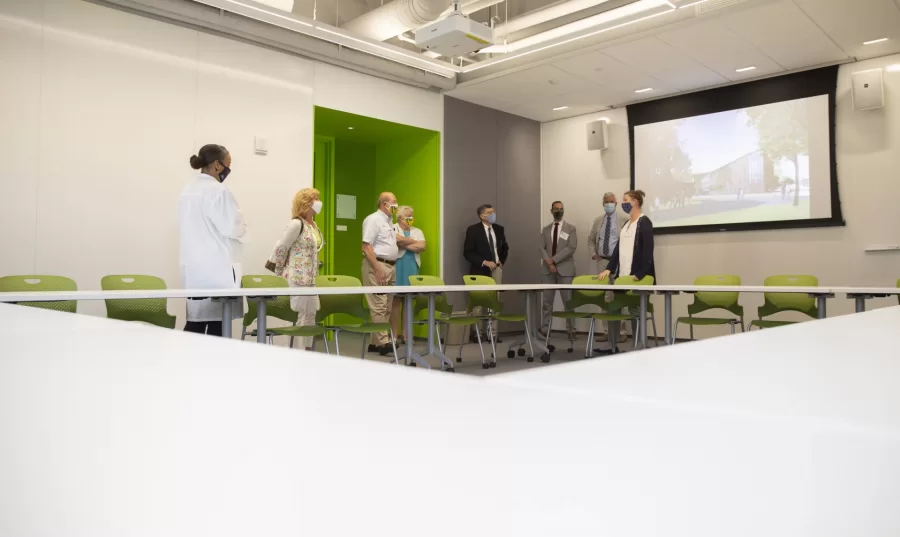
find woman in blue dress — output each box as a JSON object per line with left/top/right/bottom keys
{"left": 390, "top": 206, "right": 426, "bottom": 344}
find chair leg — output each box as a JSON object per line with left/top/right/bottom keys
{"left": 673, "top": 321, "right": 679, "bottom": 344}
{"left": 434, "top": 323, "right": 443, "bottom": 352}
{"left": 740, "top": 316, "right": 745, "bottom": 332}
{"left": 334, "top": 330, "right": 341, "bottom": 356}
{"left": 457, "top": 325, "right": 466, "bottom": 363}
{"left": 584, "top": 318, "right": 594, "bottom": 358}
{"left": 730, "top": 321, "right": 736, "bottom": 335}
{"left": 487, "top": 319, "right": 498, "bottom": 364}
{"left": 524, "top": 319, "right": 535, "bottom": 358}
{"left": 241, "top": 326, "right": 246, "bottom": 341}
{"left": 360, "top": 333, "right": 368, "bottom": 359}
{"left": 323, "top": 334, "right": 330, "bottom": 355}
{"left": 474, "top": 324, "right": 486, "bottom": 363}
{"left": 389, "top": 328, "right": 399, "bottom": 365}
{"left": 289, "top": 336, "right": 295, "bottom": 349}
{"left": 650, "top": 313, "right": 658, "bottom": 347}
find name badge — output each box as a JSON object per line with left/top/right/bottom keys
{"left": 559, "top": 231, "right": 570, "bottom": 241}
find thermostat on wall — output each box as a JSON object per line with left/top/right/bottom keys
{"left": 254, "top": 136, "right": 268, "bottom": 155}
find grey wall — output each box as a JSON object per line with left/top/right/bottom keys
{"left": 443, "top": 97, "right": 541, "bottom": 322}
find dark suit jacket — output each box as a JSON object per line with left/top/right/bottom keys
{"left": 464, "top": 222, "right": 509, "bottom": 276}
{"left": 608, "top": 216, "right": 656, "bottom": 282}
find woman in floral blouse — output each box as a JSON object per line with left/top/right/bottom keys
{"left": 269, "top": 188, "right": 324, "bottom": 350}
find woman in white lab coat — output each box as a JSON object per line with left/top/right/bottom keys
{"left": 179, "top": 144, "right": 248, "bottom": 336}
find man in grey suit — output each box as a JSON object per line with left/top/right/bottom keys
{"left": 539, "top": 201, "right": 577, "bottom": 339}
{"left": 587, "top": 191, "right": 628, "bottom": 343}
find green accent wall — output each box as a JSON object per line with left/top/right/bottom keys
{"left": 332, "top": 139, "right": 377, "bottom": 281}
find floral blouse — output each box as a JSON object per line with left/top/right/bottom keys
{"left": 269, "top": 219, "right": 320, "bottom": 287}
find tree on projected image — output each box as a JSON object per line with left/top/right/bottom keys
{"left": 636, "top": 125, "right": 694, "bottom": 209}
{"left": 745, "top": 99, "right": 809, "bottom": 207}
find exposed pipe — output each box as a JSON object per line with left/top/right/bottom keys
{"left": 493, "top": 0, "right": 615, "bottom": 38}
{"left": 342, "top": 0, "right": 503, "bottom": 42}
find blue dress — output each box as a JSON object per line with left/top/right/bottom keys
{"left": 395, "top": 230, "right": 419, "bottom": 286}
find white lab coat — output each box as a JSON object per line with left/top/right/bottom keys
{"left": 178, "top": 173, "right": 248, "bottom": 322}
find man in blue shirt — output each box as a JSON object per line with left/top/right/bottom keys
{"left": 587, "top": 192, "right": 628, "bottom": 343}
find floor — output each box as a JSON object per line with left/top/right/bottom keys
{"left": 298, "top": 331, "right": 645, "bottom": 377}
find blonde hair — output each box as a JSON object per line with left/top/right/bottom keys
{"left": 397, "top": 205, "right": 414, "bottom": 218}
{"left": 292, "top": 188, "right": 320, "bottom": 219}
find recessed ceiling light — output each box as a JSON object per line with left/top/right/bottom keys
{"left": 552, "top": 106, "right": 569, "bottom": 111}
{"left": 635, "top": 87, "right": 653, "bottom": 93}
{"left": 863, "top": 38, "right": 888, "bottom": 45}
{"left": 735, "top": 66, "right": 757, "bottom": 73}
{"left": 887, "top": 64, "right": 900, "bottom": 72}
{"left": 348, "top": 127, "right": 354, "bottom": 130}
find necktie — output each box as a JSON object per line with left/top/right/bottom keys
{"left": 552, "top": 222, "right": 559, "bottom": 256}
{"left": 602, "top": 216, "right": 611, "bottom": 257}
{"left": 488, "top": 228, "right": 496, "bottom": 263}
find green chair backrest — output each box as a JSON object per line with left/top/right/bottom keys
{"left": 315, "top": 275, "right": 368, "bottom": 324}
{"left": 241, "top": 275, "right": 297, "bottom": 328}
{"left": 409, "top": 275, "right": 452, "bottom": 316}
{"left": 0, "top": 275, "right": 77, "bottom": 313}
{"left": 759, "top": 274, "right": 818, "bottom": 319}
{"left": 101, "top": 275, "right": 176, "bottom": 329}
{"left": 611, "top": 275, "right": 655, "bottom": 310}
{"left": 567, "top": 274, "right": 611, "bottom": 309}
{"left": 463, "top": 275, "right": 503, "bottom": 313}
{"left": 688, "top": 274, "right": 743, "bottom": 318}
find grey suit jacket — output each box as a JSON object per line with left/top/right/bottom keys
{"left": 540, "top": 221, "right": 577, "bottom": 277}
{"left": 587, "top": 211, "right": 629, "bottom": 256}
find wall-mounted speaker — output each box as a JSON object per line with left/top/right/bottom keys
{"left": 851, "top": 68, "right": 884, "bottom": 111}
{"left": 586, "top": 120, "right": 608, "bottom": 151}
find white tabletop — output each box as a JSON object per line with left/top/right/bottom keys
{"left": 1, "top": 303, "right": 899, "bottom": 536}
{"left": 1, "top": 283, "right": 898, "bottom": 303}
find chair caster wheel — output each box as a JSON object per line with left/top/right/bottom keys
{"left": 408, "top": 362, "right": 417, "bottom": 367}
{"left": 547, "top": 344, "right": 556, "bottom": 353}
{"left": 456, "top": 357, "right": 462, "bottom": 363}
{"left": 490, "top": 362, "right": 497, "bottom": 368}
{"left": 540, "top": 354, "right": 551, "bottom": 363}
{"left": 517, "top": 348, "right": 525, "bottom": 357}
{"left": 526, "top": 356, "right": 534, "bottom": 362}
{"left": 444, "top": 368, "right": 455, "bottom": 373}
{"left": 567, "top": 347, "right": 574, "bottom": 353}
{"left": 507, "top": 350, "right": 515, "bottom": 358}
{"left": 482, "top": 363, "right": 490, "bottom": 369}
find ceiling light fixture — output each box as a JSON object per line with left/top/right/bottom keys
{"left": 887, "top": 64, "right": 900, "bottom": 72}
{"left": 553, "top": 106, "right": 569, "bottom": 111}
{"left": 635, "top": 87, "right": 653, "bottom": 93}
{"left": 677, "top": 0, "right": 710, "bottom": 8}
{"left": 191, "top": 0, "right": 459, "bottom": 78}
{"left": 863, "top": 38, "right": 888, "bottom": 45}
{"left": 735, "top": 66, "right": 757, "bottom": 72}
{"left": 465, "top": 1, "right": 673, "bottom": 72}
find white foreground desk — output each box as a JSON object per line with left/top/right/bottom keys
{"left": 2, "top": 303, "right": 899, "bottom": 536}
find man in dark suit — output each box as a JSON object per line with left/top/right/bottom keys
{"left": 464, "top": 204, "right": 509, "bottom": 338}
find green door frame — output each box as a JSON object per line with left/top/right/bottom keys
{"left": 314, "top": 135, "right": 335, "bottom": 275}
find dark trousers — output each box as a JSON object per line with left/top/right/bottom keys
{"left": 184, "top": 321, "right": 223, "bottom": 337}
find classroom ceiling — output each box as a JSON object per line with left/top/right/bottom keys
{"left": 446, "top": 0, "right": 900, "bottom": 121}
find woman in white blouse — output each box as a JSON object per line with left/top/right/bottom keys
{"left": 598, "top": 189, "right": 656, "bottom": 283}
{"left": 268, "top": 188, "right": 324, "bottom": 350}
{"left": 390, "top": 206, "right": 426, "bottom": 344}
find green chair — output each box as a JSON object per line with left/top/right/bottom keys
{"left": 544, "top": 274, "right": 597, "bottom": 355}
{"left": 100, "top": 275, "right": 176, "bottom": 329}
{"left": 589, "top": 275, "right": 657, "bottom": 353}
{"left": 0, "top": 275, "right": 77, "bottom": 313}
{"left": 675, "top": 275, "right": 744, "bottom": 341}
{"left": 241, "top": 275, "right": 327, "bottom": 351}
{"left": 410, "top": 275, "right": 487, "bottom": 366}
{"left": 748, "top": 274, "right": 818, "bottom": 330}
{"left": 316, "top": 275, "right": 398, "bottom": 363}
{"left": 463, "top": 275, "right": 535, "bottom": 367}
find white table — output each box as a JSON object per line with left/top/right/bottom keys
{"left": 2, "top": 303, "right": 899, "bottom": 536}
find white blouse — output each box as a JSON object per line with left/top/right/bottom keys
{"left": 618, "top": 215, "right": 643, "bottom": 277}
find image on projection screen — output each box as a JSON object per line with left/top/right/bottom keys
{"left": 633, "top": 95, "right": 832, "bottom": 229}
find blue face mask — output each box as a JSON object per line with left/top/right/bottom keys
{"left": 621, "top": 202, "right": 633, "bottom": 214}
{"left": 603, "top": 203, "right": 616, "bottom": 215}
{"left": 486, "top": 213, "right": 497, "bottom": 224}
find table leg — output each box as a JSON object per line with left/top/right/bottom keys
{"left": 664, "top": 293, "right": 672, "bottom": 345}
{"left": 221, "top": 299, "right": 233, "bottom": 339}
{"left": 638, "top": 292, "right": 648, "bottom": 349}
{"left": 257, "top": 299, "right": 267, "bottom": 344}
{"left": 855, "top": 296, "right": 866, "bottom": 313}
{"left": 816, "top": 296, "right": 827, "bottom": 320}
{"left": 424, "top": 294, "right": 453, "bottom": 370}
{"left": 525, "top": 291, "right": 547, "bottom": 356}
{"left": 403, "top": 293, "right": 428, "bottom": 369}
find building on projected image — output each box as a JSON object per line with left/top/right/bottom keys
{"left": 693, "top": 150, "right": 776, "bottom": 195}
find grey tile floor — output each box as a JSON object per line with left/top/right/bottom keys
{"left": 298, "top": 331, "right": 645, "bottom": 377}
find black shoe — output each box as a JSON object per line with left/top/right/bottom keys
{"left": 368, "top": 344, "right": 378, "bottom": 353}
{"left": 378, "top": 344, "right": 392, "bottom": 356}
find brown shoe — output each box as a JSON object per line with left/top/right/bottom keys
{"left": 595, "top": 333, "right": 609, "bottom": 342}
{"left": 618, "top": 333, "right": 627, "bottom": 343}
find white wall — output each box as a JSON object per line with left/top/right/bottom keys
{"left": 542, "top": 55, "right": 900, "bottom": 337}
{"left": 0, "top": 0, "right": 443, "bottom": 330}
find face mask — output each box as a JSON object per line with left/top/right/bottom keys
{"left": 603, "top": 203, "right": 616, "bottom": 215}
{"left": 621, "top": 202, "right": 633, "bottom": 214}
{"left": 486, "top": 213, "right": 497, "bottom": 224}
{"left": 217, "top": 163, "right": 231, "bottom": 183}
{"left": 404, "top": 216, "right": 414, "bottom": 226}
{"left": 312, "top": 200, "right": 323, "bottom": 214}
{"left": 551, "top": 210, "right": 564, "bottom": 221}
{"left": 388, "top": 204, "right": 398, "bottom": 215}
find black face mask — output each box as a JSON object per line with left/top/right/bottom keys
{"left": 552, "top": 210, "right": 564, "bottom": 221}
{"left": 217, "top": 163, "right": 231, "bottom": 183}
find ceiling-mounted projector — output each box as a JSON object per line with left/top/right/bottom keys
{"left": 414, "top": 13, "right": 494, "bottom": 57}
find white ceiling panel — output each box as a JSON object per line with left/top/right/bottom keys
{"left": 551, "top": 50, "right": 670, "bottom": 93}
{"left": 720, "top": 0, "right": 848, "bottom": 69}
{"left": 602, "top": 37, "right": 729, "bottom": 90}
{"left": 448, "top": 64, "right": 596, "bottom": 104}
{"left": 656, "top": 20, "right": 784, "bottom": 81}
{"left": 794, "top": 0, "right": 900, "bottom": 59}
